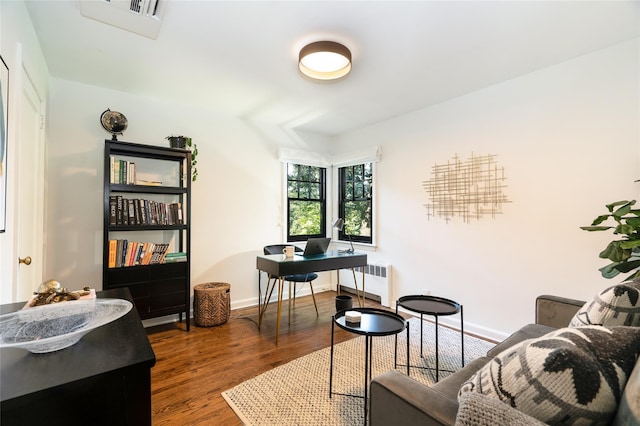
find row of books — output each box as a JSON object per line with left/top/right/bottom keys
{"left": 109, "top": 196, "right": 183, "bottom": 226}
{"left": 110, "top": 157, "right": 137, "bottom": 185}
{"left": 108, "top": 240, "right": 178, "bottom": 268}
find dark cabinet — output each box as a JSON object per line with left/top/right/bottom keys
{"left": 103, "top": 140, "right": 191, "bottom": 330}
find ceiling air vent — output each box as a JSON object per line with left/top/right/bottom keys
{"left": 80, "top": 0, "right": 167, "bottom": 40}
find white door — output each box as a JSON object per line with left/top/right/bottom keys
{"left": 15, "top": 67, "right": 45, "bottom": 301}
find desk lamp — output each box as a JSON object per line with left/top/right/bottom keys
{"left": 333, "top": 218, "right": 355, "bottom": 253}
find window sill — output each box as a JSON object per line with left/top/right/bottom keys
{"left": 332, "top": 240, "right": 376, "bottom": 252}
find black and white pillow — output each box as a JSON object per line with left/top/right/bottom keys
{"left": 459, "top": 326, "right": 640, "bottom": 425}
{"left": 569, "top": 280, "right": 640, "bottom": 327}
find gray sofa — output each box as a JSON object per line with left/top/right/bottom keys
{"left": 369, "top": 295, "right": 640, "bottom": 425}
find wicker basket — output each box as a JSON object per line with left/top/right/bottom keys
{"left": 193, "top": 282, "right": 231, "bottom": 327}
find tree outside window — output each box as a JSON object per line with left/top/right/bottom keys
{"left": 338, "top": 163, "right": 373, "bottom": 244}
{"left": 287, "top": 163, "right": 326, "bottom": 241}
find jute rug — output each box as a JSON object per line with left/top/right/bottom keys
{"left": 222, "top": 317, "right": 495, "bottom": 425}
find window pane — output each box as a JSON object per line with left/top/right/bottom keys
{"left": 310, "top": 183, "right": 320, "bottom": 199}
{"left": 346, "top": 182, "right": 353, "bottom": 200}
{"left": 289, "top": 201, "right": 321, "bottom": 236}
{"left": 299, "top": 182, "right": 311, "bottom": 199}
{"left": 354, "top": 165, "right": 363, "bottom": 182}
{"left": 355, "top": 182, "right": 363, "bottom": 199}
{"left": 345, "top": 201, "right": 371, "bottom": 237}
{"left": 310, "top": 168, "right": 320, "bottom": 182}
{"left": 288, "top": 181, "right": 298, "bottom": 198}
{"left": 364, "top": 180, "right": 371, "bottom": 198}
{"left": 300, "top": 165, "right": 310, "bottom": 181}
{"left": 287, "top": 163, "right": 298, "bottom": 180}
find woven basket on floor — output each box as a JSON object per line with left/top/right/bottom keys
{"left": 193, "top": 282, "right": 231, "bottom": 327}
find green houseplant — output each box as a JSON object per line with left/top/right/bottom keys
{"left": 166, "top": 135, "right": 198, "bottom": 181}
{"left": 581, "top": 200, "right": 640, "bottom": 280}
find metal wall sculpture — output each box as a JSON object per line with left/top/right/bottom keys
{"left": 423, "top": 153, "right": 510, "bottom": 223}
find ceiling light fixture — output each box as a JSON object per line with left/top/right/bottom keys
{"left": 298, "top": 41, "right": 352, "bottom": 81}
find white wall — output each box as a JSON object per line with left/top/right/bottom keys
{"left": 0, "top": 1, "right": 49, "bottom": 303}
{"left": 331, "top": 39, "right": 640, "bottom": 340}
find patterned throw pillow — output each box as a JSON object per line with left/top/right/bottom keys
{"left": 458, "top": 326, "right": 640, "bottom": 425}
{"left": 569, "top": 280, "right": 640, "bottom": 327}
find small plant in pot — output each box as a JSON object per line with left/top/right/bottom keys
{"left": 581, "top": 200, "right": 640, "bottom": 280}
{"left": 166, "top": 135, "right": 199, "bottom": 181}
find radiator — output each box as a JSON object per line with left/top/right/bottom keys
{"left": 338, "top": 262, "right": 392, "bottom": 307}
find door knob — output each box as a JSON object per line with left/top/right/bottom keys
{"left": 18, "top": 256, "right": 32, "bottom": 265}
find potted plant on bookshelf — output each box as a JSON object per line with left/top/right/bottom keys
{"left": 166, "top": 135, "right": 188, "bottom": 148}
{"left": 166, "top": 135, "right": 199, "bottom": 181}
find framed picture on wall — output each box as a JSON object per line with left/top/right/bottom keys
{"left": 0, "top": 55, "right": 7, "bottom": 233}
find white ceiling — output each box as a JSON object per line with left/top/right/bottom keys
{"left": 25, "top": 1, "right": 640, "bottom": 137}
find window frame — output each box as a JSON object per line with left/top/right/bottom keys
{"left": 286, "top": 163, "right": 327, "bottom": 242}
{"left": 337, "top": 162, "right": 373, "bottom": 245}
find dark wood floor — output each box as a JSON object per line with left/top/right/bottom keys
{"left": 147, "top": 290, "right": 383, "bottom": 425}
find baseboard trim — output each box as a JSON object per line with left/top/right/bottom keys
{"left": 142, "top": 284, "right": 333, "bottom": 328}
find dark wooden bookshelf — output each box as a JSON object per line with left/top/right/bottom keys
{"left": 103, "top": 140, "right": 191, "bottom": 330}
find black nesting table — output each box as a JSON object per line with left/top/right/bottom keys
{"left": 330, "top": 307, "right": 409, "bottom": 425}
{"left": 396, "top": 295, "right": 463, "bottom": 382}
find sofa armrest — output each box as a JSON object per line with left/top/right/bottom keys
{"left": 370, "top": 371, "right": 458, "bottom": 426}
{"left": 535, "top": 295, "right": 584, "bottom": 328}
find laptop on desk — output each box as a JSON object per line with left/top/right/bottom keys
{"left": 297, "top": 237, "right": 331, "bottom": 256}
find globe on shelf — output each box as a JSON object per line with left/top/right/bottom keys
{"left": 100, "top": 109, "right": 128, "bottom": 141}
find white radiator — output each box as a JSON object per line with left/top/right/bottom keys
{"left": 338, "top": 262, "right": 392, "bottom": 307}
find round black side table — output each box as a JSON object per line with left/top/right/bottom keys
{"left": 396, "top": 295, "right": 463, "bottom": 382}
{"left": 330, "top": 308, "right": 409, "bottom": 425}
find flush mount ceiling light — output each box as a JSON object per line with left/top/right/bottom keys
{"left": 298, "top": 41, "right": 352, "bottom": 81}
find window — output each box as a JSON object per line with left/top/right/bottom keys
{"left": 338, "top": 163, "right": 373, "bottom": 244}
{"left": 287, "top": 163, "right": 326, "bottom": 241}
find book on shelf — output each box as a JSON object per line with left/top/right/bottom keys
{"left": 140, "top": 242, "right": 155, "bottom": 265}
{"left": 126, "top": 199, "right": 134, "bottom": 225}
{"left": 150, "top": 243, "right": 171, "bottom": 264}
{"left": 109, "top": 157, "right": 138, "bottom": 185}
{"left": 113, "top": 158, "right": 120, "bottom": 184}
{"left": 107, "top": 239, "right": 173, "bottom": 268}
{"left": 135, "top": 179, "right": 163, "bottom": 186}
{"left": 107, "top": 196, "right": 185, "bottom": 227}
{"left": 164, "top": 252, "right": 187, "bottom": 263}
{"left": 121, "top": 159, "right": 127, "bottom": 184}
{"left": 108, "top": 240, "right": 117, "bottom": 268}
{"left": 127, "top": 162, "right": 136, "bottom": 185}
{"left": 116, "top": 195, "right": 124, "bottom": 225}
{"left": 109, "top": 196, "right": 117, "bottom": 225}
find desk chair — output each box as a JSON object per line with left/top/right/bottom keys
{"left": 262, "top": 245, "right": 319, "bottom": 324}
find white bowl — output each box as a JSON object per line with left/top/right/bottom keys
{"left": 0, "top": 298, "right": 133, "bottom": 353}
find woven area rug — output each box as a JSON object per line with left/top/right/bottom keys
{"left": 222, "top": 317, "right": 495, "bottom": 425}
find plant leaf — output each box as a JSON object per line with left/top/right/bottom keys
{"left": 580, "top": 226, "right": 613, "bottom": 232}
{"left": 619, "top": 240, "right": 640, "bottom": 250}
{"left": 599, "top": 241, "right": 627, "bottom": 262}
{"left": 591, "top": 215, "right": 611, "bottom": 226}
{"left": 615, "top": 224, "right": 635, "bottom": 235}
{"left": 606, "top": 200, "right": 633, "bottom": 212}
{"left": 612, "top": 200, "right": 636, "bottom": 217}
{"left": 626, "top": 217, "right": 640, "bottom": 227}
{"left": 600, "top": 262, "right": 622, "bottom": 279}
{"left": 614, "top": 259, "right": 640, "bottom": 273}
